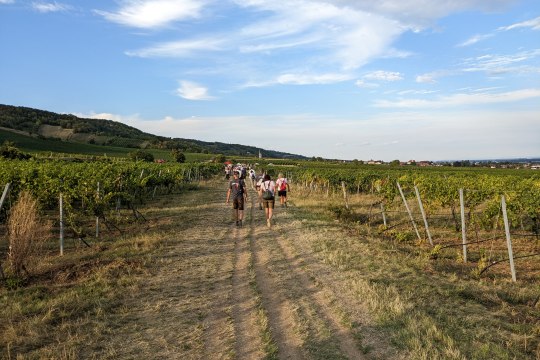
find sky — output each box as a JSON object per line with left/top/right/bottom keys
{"left": 1, "top": 0, "right": 539, "bottom": 161}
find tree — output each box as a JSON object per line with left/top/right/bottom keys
{"left": 172, "top": 149, "right": 186, "bottom": 163}
{"left": 390, "top": 159, "right": 400, "bottom": 166}
{"left": 0, "top": 141, "right": 31, "bottom": 160}
{"left": 213, "top": 154, "right": 227, "bottom": 163}
{"left": 129, "top": 149, "right": 154, "bottom": 162}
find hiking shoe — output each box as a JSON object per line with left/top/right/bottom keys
{"left": 259, "top": 204, "right": 263, "bottom": 210}
{"left": 238, "top": 220, "right": 242, "bottom": 227}
{"left": 235, "top": 220, "right": 239, "bottom": 226}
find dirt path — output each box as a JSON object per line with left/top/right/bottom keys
{"left": 86, "top": 182, "right": 390, "bottom": 359}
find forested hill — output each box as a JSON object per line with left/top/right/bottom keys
{"left": 0, "top": 104, "right": 305, "bottom": 159}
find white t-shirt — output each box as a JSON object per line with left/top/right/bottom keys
{"left": 261, "top": 180, "right": 275, "bottom": 195}
{"left": 275, "top": 178, "right": 287, "bottom": 191}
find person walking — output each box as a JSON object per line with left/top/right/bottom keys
{"left": 275, "top": 173, "right": 290, "bottom": 207}
{"left": 255, "top": 174, "right": 264, "bottom": 210}
{"left": 259, "top": 174, "right": 275, "bottom": 227}
{"left": 226, "top": 171, "right": 248, "bottom": 226}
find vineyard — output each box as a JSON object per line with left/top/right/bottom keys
{"left": 0, "top": 159, "right": 222, "bottom": 256}
{"left": 276, "top": 164, "right": 540, "bottom": 282}
{"left": 1, "top": 159, "right": 540, "bottom": 358}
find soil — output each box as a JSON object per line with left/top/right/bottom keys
{"left": 77, "top": 182, "right": 397, "bottom": 359}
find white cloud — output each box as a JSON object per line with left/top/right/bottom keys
{"left": 176, "top": 81, "right": 215, "bottom": 100}
{"left": 243, "top": 72, "right": 353, "bottom": 87}
{"left": 416, "top": 74, "right": 436, "bottom": 83}
{"left": 0, "top": 0, "right": 15, "bottom": 4}
{"left": 355, "top": 70, "right": 402, "bottom": 88}
{"left": 355, "top": 80, "right": 379, "bottom": 88}
{"left": 320, "top": 0, "right": 518, "bottom": 27}
{"left": 121, "top": 0, "right": 406, "bottom": 76}
{"left": 374, "top": 88, "right": 540, "bottom": 108}
{"left": 95, "top": 0, "right": 205, "bottom": 29}
{"left": 276, "top": 73, "right": 352, "bottom": 85}
{"left": 74, "top": 109, "right": 540, "bottom": 161}
{"left": 126, "top": 38, "right": 224, "bottom": 58}
{"left": 457, "top": 33, "right": 493, "bottom": 47}
{"left": 364, "top": 70, "right": 403, "bottom": 82}
{"left": 461, "top": 50, "right": 540, "bottom": 74}
{"left": 498, "top": 16, "right": 540, "bottom": 31}
{"left": 32, "top": 1, "right": 70, "bottom": 13}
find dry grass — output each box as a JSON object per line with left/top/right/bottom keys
{"left": 290, "top": 184, "right": 540, "bottom": 359}
{"left": 2, "top": 181, "right": 539, "bottom": 359}
{"left": 6, "top": 190, "right": 51, "bottom": 278}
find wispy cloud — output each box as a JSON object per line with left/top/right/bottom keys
{"left": 461, "top": 50, "right": 540, "bottom": 74}
{"left": 126, "top": 38, "right": 225, "bottom": 58}
{"left": 355, "top": 70, "right": 403, "bottom": 88}
{"left": 0, "top": 0, "right": 15, "bottom": 4}
{"left": 32, "top": 1, "right": 70, "bottom": 13}
{"left": 498, "top": 16, "right": 540, "bottom": 31}
{"left": 94, "top": 0, "right": 205, "bottom": 29}
{"left": 176, "top": 81, "right": 214, "bottom": 100}
{"left": 364, "top": 70, "right": 403, "bottom": 82}
{"left": 374, "top": 88, "right": 540, "bottom": 108}
{"left": 457, "top": 33, "right": 493, "bottom": 47}
{"left": 244, "top": 73, "right": 353, "bottom": 87}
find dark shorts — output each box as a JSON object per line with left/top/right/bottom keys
{"left": 278, "top": 190, "right": 287, "bottom": 197}
{"left": 233, "top": 197, "right": 245, "bottom": 210}
{"left": 262, "top": 198, "right": 274, "bottom": 209}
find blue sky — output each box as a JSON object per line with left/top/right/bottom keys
{"left": 1, "top": 0, "right": 539, "bottom": 161}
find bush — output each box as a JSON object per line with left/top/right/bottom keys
{"left": 0, "top": 141, "right": 31, "bottom": 160}
{"left": 172, "top": 149, "right": 186, "bottom": 163}
{"left": 129, "top": 150, "right": 154, "bottom": 162}
{"left": 6, "top": 191, "right": 51, "bottom": 277}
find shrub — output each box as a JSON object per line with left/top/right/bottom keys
{"left": 6, "top": 191, "right": 51, "bottom": 277}
{"left": 129, "top": 149, "right": 154, "bottom": 162}
{"left": 0, "top": 141, "right": 31, "bottom": 160}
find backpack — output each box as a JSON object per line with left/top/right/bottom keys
{"left": 279, "top": 179, "right": 287, "bottom": 191}
{"left": 262, "top": 181, "right": 274, "bottom": 200}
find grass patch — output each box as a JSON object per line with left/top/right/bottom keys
{"left": 290, "top": 189, "right": 540, "bottom": 359}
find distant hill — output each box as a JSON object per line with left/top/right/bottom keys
{"left": 0, "top": 104, "right": 306, "bottom": 159}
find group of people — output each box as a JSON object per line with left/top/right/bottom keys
{"left": 225, "top": 165, "right": 290, "bottom": 228}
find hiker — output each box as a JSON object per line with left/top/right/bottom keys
{"left": 226, "top": 171, "right": 248, "bottom": 226}
{"left": 248, "top": 168, "right": 256, "bottom": 188}
{"left": 255, "top": 174, "right": 264, "bottom": 210}
{"left": 259, "top": 174, "right": 275, "bottom": 227}
{"left": 275, "top": 173, "right": 290, "bottom": 207}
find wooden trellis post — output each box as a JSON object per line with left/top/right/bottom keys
{"left": 501, "top": 195, "right": 517, "bottom": 282}
{"left": 0, "top": 183, "right": 11, "bottom": 211}
{"left": 415, "top": 186, "right": 433, "bottom": 246}
{"left": 341, "top": 181, "right": 349, "bottom": 210}
{"left": 459, "top": 188, "right": 467, "bottom": 263}
{"left": 397, "top": 182, "right": 421, "bottom": 241}
{"left": 59, "top": 193, "right": 64, "bottom": 256}
{"left": 380, "top": 202, "right": 387, "bottom": 228}
{"left": 96, "top": 182, "right": 100, "bottom": 238}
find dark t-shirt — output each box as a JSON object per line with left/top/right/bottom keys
{"left": 229, "top": 179, "right": 246, "bottom": 199}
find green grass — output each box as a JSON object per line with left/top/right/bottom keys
{"left": 0, "top": 129, "right": 215, "bottom": 162}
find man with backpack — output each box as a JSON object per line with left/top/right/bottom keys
{"left": 275, "top": 173, "right": 290, "bottom": 208}
{"left": 226, "top": 171, "right": 248, "bottom": 226}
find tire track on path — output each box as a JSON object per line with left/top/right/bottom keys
{"left": 248, "top": 192, "right": 307, "bottom": 360}
{"left": 231, "top": 195, "right": 266, "bottom": 359}
{"left": 271, "top": 222, "right": 366, "bottom": 359}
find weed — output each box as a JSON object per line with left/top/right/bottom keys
{"left": 6, "top": 190, "right": 51, "bottom": 278}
